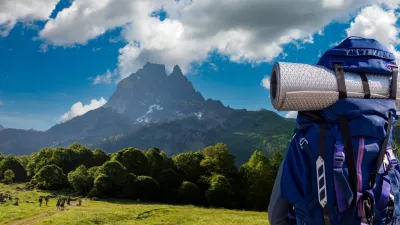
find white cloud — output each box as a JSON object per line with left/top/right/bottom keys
{"left": 261, "top": 77, "right": 270, "bottom": 90}
{"left": 39, "top": 44, "right": 49, "bottom": 53}
{"left": 346, "top": 4, "right": 400, "bottom": 65}
{"left": 0, "top": 0, "right": 59, "bottom": 37}
{"left": 58, "top": 97, "right": 107, "bottom": 122}
{"left": 89, "top": 69, "right": 117, "bottom": 85}
{"left": 39, "top": 0, "right": 381, "bottom": 81}
{"left": 285, "top": 111, "right": 298, "bottom": 118}
{"left": 39, "top": 0, "right": 141, "bottom": 45}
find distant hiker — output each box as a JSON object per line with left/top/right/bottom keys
{"left": 77, "top": 198, "right": 82, "bottom": 206}
{"left": 39, "top": 197, "right": 43, "bottom": 207}
{"left": 56, "top": 198, "right": 61, "bottom": 210}
{"left": 67, "top": 197, "right": 71, "bottom": 206}
{"left": 45, "top": 197, "right": 49, "bottom": 206}
{"left": 60, "top": 198, "right": 66, "bottom": 210}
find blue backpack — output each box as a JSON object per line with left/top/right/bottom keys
{"left": 280, "top": 37, "right": 400, "bottom": 225}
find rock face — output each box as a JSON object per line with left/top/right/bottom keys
{"left": 104, "top": 62, "right": 227, "bottom": 124}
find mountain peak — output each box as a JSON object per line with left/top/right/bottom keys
{"left": 172, "top": 65, "right": 182, "bottom": 75}
{"left": 0, "top": 125, "right": 4, "bottom": 131}
{"left": 141, "top": 62, "right": 166, "bottom": 76}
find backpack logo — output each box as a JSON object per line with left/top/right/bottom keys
{"left": 299, "top": 138, "right": 308, "bottom": 149}
{"left": 316, "top": 156, "right": 327, "bottom": 207}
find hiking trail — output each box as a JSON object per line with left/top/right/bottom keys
{"left": 5, "top": 200, "right": 83, "bottom": 225}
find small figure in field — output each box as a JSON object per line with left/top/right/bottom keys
{"left": 45, "top": 197, "right": 49, "bottom": 206}
{"left": 56, "top": 198, "right": 61, "bottom": 210}
{"left": 60, "top": 198, "right": 66, "bottom": 210}
{"left": 67, "top": 196, "right": 71, "bottom": 206}
{"left": 77, "top": 198, "right": 82, "bottom": 206}
{"left": 39, "top": 197, "right": 43, "bottom": 207}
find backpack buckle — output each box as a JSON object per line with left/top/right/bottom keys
{"left": 299, "top": 138, "right": 308, "bottom": 149}
{"left": 386, "top": 195, "right": 394, "bottom": 225}
{"left": 360, "top": 194, "right": 375, "bottom": 225}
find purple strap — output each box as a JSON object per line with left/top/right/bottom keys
{"left": 333, "top": 141, "right": 353, "bottom": 214}
{"left": 376, "top": 149, "right": 396, "bottom": 210}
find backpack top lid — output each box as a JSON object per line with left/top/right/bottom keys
{"left": 317, "top": 36, "right": 397, "bottom": 75}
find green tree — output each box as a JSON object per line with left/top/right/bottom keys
{"left": 17, "top": 155, "right": 30, "bottom": 168}
{"left": 200, "top": 143, "right": 237, "bottom": 176}
{"left": 92, "top": 149, "right": 110, "bottom": 167}
{"left": 205, "top": 174, "right": 233, "bottom": 208}
{"left": 32, "top": 164, "right": 67, "bottom": 190}
{"left": 156, "top": 168, "right": 184, "bottom": 203}
{"left": 136, "top": 176, "right": 160, "bottom": 202}
{"left": 3, "top": 169, "right": 15, "bottom": 183}
{"left": 26, "top": 148, "right": 56, "bottom": 177}
{"left": 112, "top": 148, "right": 150, "bottom": 175}
{"left": 68, "top": 165, "right": 94, "bottom": 195}
{"left": 179, "top": 181, "right": 202, "bottom": 205}
{"left": 89, "top": 174, "right": 114, "bottom": 197}
{"left": 95, "top": 161, "right": 127, "bottom": 184}
{"left": 90, "top": 161, "right": 131, "bottom": 198}
{"left": 0, "top": 155, "right": 28, "bottom": 182}
{"left": 173, "top": 151, "right": 204, "bottom": 182}
{"left": 240, "top": 151, "right": 270, "bottom": 210}
{"left": 145, "top": 148, "right": 170, "bottom": 177}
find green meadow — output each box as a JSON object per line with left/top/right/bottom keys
{"left": 0, "top": 183, "right": 269, "bottom": 225}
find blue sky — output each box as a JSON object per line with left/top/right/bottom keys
{"left": 0, "top": 0, "right": 399, "bottom": 131}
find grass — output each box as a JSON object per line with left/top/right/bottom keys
{"left": 0, "top": 184, "right": 269, "bottom": 225}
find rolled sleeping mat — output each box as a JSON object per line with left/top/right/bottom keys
{"left": 270, "top": 62, "right": 400, "bottom": 111}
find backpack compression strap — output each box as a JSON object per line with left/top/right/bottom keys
{"left": 371, "top": 114, "right": 394, "bottom": 189}
{"left": 333, "top": 63, "right": 347, "bottom": 99}
{"left": 334, "top": 63, "right": 373, "bottom": 99}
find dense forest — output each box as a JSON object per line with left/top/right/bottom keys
{"left": 0, "top": 142, "right": 283, "bottom": 211}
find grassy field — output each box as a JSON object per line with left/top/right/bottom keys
{"left": 0, "top": 183, "right": 269, "bottom": 225}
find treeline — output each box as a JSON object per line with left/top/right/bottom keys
{"left": 0, "top": 142, "right": 283, "bottom": 211}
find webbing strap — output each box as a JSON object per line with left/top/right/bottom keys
{"left": 390, "top": 68, "right": 398, "bottom": 100}
{"left": 370, "top": 115, "right": 394, "bottom": 188}
{"left": 359, "top": 73, "right": 371, "bottom": 99}
{"left": 319, "top": 123, "right": 331, "bottom": 225}
{"left": 339, "top": 116, "right": 358, "bottom": 206}
{"left": 334, "top": 63, "right": 347, "bottom": 99}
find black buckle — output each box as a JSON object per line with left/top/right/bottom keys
{"left": 386, "top": 197, "right": 394, "bottom": 225}
{"left": 361, "top": 194, "right": 374, "bottom": 225}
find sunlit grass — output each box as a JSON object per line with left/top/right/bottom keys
{"left": 0, "top": 184, "right": 269, "bottom": 225}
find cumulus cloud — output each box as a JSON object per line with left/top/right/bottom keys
{"left": 58, "top": 97, "right": 107, "bottom": 122}
{"left": 346, "top": 4, "right": 400, "bottom": 65}
{"left": 261, "top": 77, "right": 270, "bottom": 90}
{"left": 285, "top": 111, "right": 298, "bottom": 119}
{"left": 39, "top": 0, "right": 382, "bottom": 81}
{"left": 89, "top": 69, "right": 117, "bottom": 85}
{"left": 0, "top": 0, "right": 59, "bottom": 37}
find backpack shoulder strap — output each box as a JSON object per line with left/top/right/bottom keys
{"left": 317, "top": 122, "right": 331, "bottom": 225}
{"left": 297, "top": 111, "right": 332, "bottom": 225}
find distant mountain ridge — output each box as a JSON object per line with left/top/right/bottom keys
{"left": 0, "top": 62, "right": 296, "bottom": 164}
